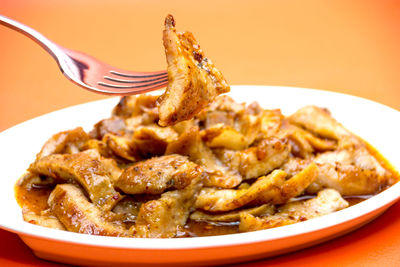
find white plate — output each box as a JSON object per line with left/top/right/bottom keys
{"left": 0, "top": 86, "right": 399, "bottom": 266}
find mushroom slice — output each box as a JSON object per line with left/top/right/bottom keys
{"left": 158, "top": 14, "right": 230, "bottom": 126}
{"left": 48, "top": 184, "right": 128, "bottom": 236}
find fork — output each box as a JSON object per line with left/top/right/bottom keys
{"left": 0, "top": 15, "right": 168, "bottom": 95}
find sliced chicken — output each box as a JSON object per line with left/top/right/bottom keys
{"left": 36, "top": 127, "right": 90, "bottom": 160}
{"left": 254, "top": 162, "right": 318, "bottom": 204}
{"left": 116, "top": 154, "right": 203, "bottom": 194}
{"left": 196, "top": 95, "right": 246, "bottom": 129}
{"left": 214, "top": 137, "right": 290, "bottom": 179}
{"left": 195, "top": 170, "right": 287, "bottom": 212}
{"left": 201, "top": 124, "right": 249, "bottom": 150}
{"left": 158, "top": 15, "right": 230, "bottom": 126}
{"left": 166, "top": 126, "right": 242, "bottom": 188}
{"left": 29, "top": 149, "right": 122, "bottom": 210}
{"left": 239, "top": 188, "right": 349, "bottom": 232}
{"left": 288, "top": 105, "right": 360, "bottom": 148}
{"left": 258, "top": 109, "right": 284, "bottom": 140}
{"left": 103, "top": 133, "right": 137, "bottom": 162}
{"left": 23, "top": 209, "right": 66, "bottom": 230}
{"left": 89, "top": 117, "right": 126, "bottom": 140}
{"left": 133, "top": 175, "right": 203, "bottom": 238}
{"left": 309, "top": 147, "right": 391, "bottom": 195}
{"left": 48, "top": 184, "right": 128, "bottom": 236}
{"left": 81, "top": 139, "right": 114, "bottom": 159}
{"left": 132, "top": 124, "right": 178, "bottom": 157}
{"left": 196, "top": 163, "right": 317, "bottom": 212}
{"left": 112, "top": 94, "right": 159, "bottom": 119}
{"left": 284, "top": 123, "right": 336, "bottom": 158}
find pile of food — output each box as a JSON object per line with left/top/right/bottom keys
{"left": 15, "top": 15, "right": 397, "bottom": 238}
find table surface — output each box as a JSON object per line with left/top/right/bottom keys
{"left": 1, "top": 0, "right": 399, "bottom": 266}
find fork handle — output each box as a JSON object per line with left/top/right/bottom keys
{"left": 0, "top": 15, "right": 64, "bottom": 62}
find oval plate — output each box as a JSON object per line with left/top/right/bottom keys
{"left": 0, "top": 86, "right": 399, "bottom": 266}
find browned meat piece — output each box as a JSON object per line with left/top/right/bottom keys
{"left": 284, "top": 123, "right": 336, "bottom": 158}
{"left": 166, "top": 126, "right": 242, "bottom": 188}
{"left": 203, "top": 110, "right": 235, "bottom": 129}
{"left": 201, "top": 112, "right": 261, "bottom": 150}
{"left": 171, "top": 119, "right": 199, "bottom": 135}
{"left": 81, "top": 139, "right": 115, "bottom": 159}
{"left": 258, "top": 109, "right": 284, "bottom": 139}
{"left": 254, "top": 162, "right": 318, "bottom": 204}
{"left": 237, "top": 113, "right": 262, "bottom": 146}
{"left": 195, "top": 170, "right": 287, "bottom": 212}
{"left": 214, "top": 137, "right": 290, "bottom": 179}
{"left": 288, "top": 105, "right": 360, "bottom": 148}
{"left": 29, "top": 149, "right": 122, "bottom": 210}
{"left": 201, "top": 124, "right": 249, "bottom": 150}
{"left": 23, "top": 209, "right": 65, "bottom": 230}
{"left": 196, "top": 95, "right": 246, "bottom": 128}
{"left": 116, "top": 154, "right": 203, "bottom": 194}
{"left": 197, "top": 95, "right": 246, "bottom": 120}
{"left": 133, "top": 175, "right": 203, "bottom": 238}
{"left": 281, "top": 157, "right": 314, "bottom": 176}
{"left": 196, "top": 163, "right": 317, "bottom": 212}
{"left": 112, "top": 94, "right": 159, "bottom": 119}
{"left": 239, "top": 189, "right": 349, "bottom": 232}
{"left": 245, "top": 101, "right": 263, "bottom": 115}
{"left": 158, "top": 15, "right": 230, "bottom": 126}
{"left": 36, "top": 127, "right": 90, "bottom": 160}
{"left": 288, "top": 106, "right": 392, "bottom": 195}
{"left": 89, "top": 117, "right": 126, "bottom": 140}
{"left": 103, "top": 133, "right": 137, "bottom": 162}
{"left": 190, "top": 204, "right": 274, "bottom": 222}
{"left": 48, "top": 184, "right": 128, "bottom": 236}
{"left": 132, "top": 125, "right": 178, "bottom": 157}
{"left": 309, "top": 148, "right": 391, "bottom": 195}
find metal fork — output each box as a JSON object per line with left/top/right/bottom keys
{"left": 0, "top": 15, "right": 168, "bottom": 95}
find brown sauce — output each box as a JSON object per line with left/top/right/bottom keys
{"left": 14, "top": 173, "right": 54, "bottom": 214}
{"left": 181, "top": 220, "right": 239, "bottom": 237}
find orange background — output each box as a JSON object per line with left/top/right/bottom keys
{"left": 1, "top": 0, "right": 400, "bottom": 266}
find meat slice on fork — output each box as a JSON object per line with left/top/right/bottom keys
{"left": 158, "top": 14, "right": 230, "bottom": 126}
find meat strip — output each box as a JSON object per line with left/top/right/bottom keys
{"left": 116, "top": 154, "right": 203, "bottom": 194}
{"left": 158, "top": 15, "right": 230, "bottom": 126}
{"left": 48, "top": 184, "right": 128, "bottom": 236}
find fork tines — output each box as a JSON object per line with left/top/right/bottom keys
{"left": 98, "top": 70, "right": 168, "bottom": 90}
